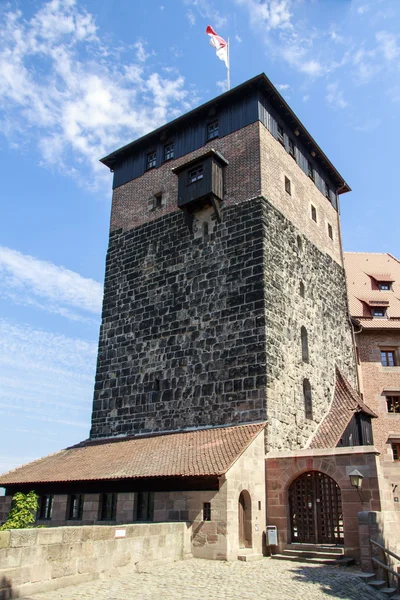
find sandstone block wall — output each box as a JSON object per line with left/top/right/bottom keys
{"left": 266, "top": 447, "right": 382, "bottom": 558}
{"left": 261, "top": 198, "right": 356, "bottom": 450}
{"left": 0, "top": 522, "right": 190, "bottom": 598}
{"left": 91, "top": 199, "right": 268, "bottom": 438}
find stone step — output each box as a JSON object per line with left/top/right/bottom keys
{"left": 356, "top": 572, "right": 376, "bottom": 583}
{"left": 368, "top": 580, "right": 387, "bottom": 590}
{"left": 237, "top": 553, "right": 263, "bottom": 562}
{"left": 283, "top": 549, "right": 346, "bottom": 560}
{"left": 286, "top": 544, "right": 344, "bottom": 555}
{"left": 379, "top": 588, "right": 398, "bottom": 598}
{"left": 271, "top": 554, "right": 344, "bottom": 565}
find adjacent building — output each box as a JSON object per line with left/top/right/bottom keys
{"left": 0, "top": 74, "right": 394, "bottom": 561}
{"left": 345, "top": 252, "right": 400, "bottom": 497}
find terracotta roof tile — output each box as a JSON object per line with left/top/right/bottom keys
{"left": 0, "top": 423, "right": 265, "bottom": 486}
{"left": 309, "top": 369, "right": 377, "bottom": 450}
{"left": 344, "top": 252, "right": 400, "bottom": 328}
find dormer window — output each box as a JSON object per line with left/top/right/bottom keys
{"left": 188, "top": 166, "right": 204, "bottom": 184}
{"left": 277, "top": 124, "right": 284, "bottom": 145}
{"left": 207, "top": 120, "right": 219, "bottom": 140}
{"left": 164, "top": 143, "right": 174, "bottom": 161}
{"left": 146, "top": 151, "right": 156, "bottom": 170}
{"left": 379, "top": 282, "right": 392, "bottom": 291}
{"left": 371, "top": 307, "right": 387, "bottom": 318}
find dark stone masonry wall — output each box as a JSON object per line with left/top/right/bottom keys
{"left": 90, "top": 200, "right": 268, "bottom": 438}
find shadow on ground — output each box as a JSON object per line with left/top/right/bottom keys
{"left": 291, "top": 564, "right": 386, "bottom": 600}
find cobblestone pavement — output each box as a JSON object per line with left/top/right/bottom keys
{"left": 27, "top": 558, "right": 385, "bottom": 600}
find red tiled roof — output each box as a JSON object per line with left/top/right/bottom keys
{"left": 309, "top": 369, "right": 377, "bottom": 449}
{"left": 344, "top": 253, "right": 400, "bottom": 329}
{"left": 0, "top": 423, "right": 265, "bottom": 486}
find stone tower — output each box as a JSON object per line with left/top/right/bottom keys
{"left": 91, "top": 73, "right": 356, "bottom": 451}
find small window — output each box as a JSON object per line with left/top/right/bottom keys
{"left": 136, "top": 491, "right": 154, "bottom": 522}
{"left": 67, "top": 494, "right": 84, "bottom": 520}
{"left": 311, "top": 205, "right": 317, "bottom": 222}
{"left": 381, "top": 350, "right": 396, "bottom": 367}
{"left": 288, "top": 138, "right": 295, "bottom": 159}
{"left": 392, "top": 443, "right": 400, "bottom": 461}
{"left": 153, "top": 192, "right": 162, "bottom": 209}
{"left": 299, "top": 281, "right": 305, "bottom": 297}
{"left": 203, "top": 222, "right": 209, "bottom": 237}
{"left": 387, "top": 396, "right": 400, "bottom": 413}
{"left": 207, "top": 120, "right": 219, "bottom": 140}
{"left": 372, "top": 307, "right": 386, "bottom": 318}
{"left": 39, "top": 494, "right": 53, "bottom": 520}
{"left": 147, "top": 151, "right": 156, "bottom": 170}
{"left": 301, "top": 326, "right": 309, "bottom": 362}
{"left": 203, "top": 502, "right": 211, "bottom": 521}
{"left": 99, "top": 493, "right": 117, "bottom": 521}
{"left": 307, "top": 160, "right": 314, "bottom": 181}
{"left": 328, "top": 224, "right": 333, "bottom": 240}
{"left": 277, "top": 124, "right": 284, "bottom": 145}
{"left": 285, "top": 176, "right": 291, "bottom": 195}
{"left": 188, "top": 166, "right": 203, "bottom": 184}
{"left": 303, "top": 379, "right": 313, "bottom": 420}
{"left": 378, "top": 282, "right": 392, "bottom": 291}
{"left": 297, "top": 235, "right": 303, "bottom": 251}
{"left": 164, "top": 143, "right": 174, "bottom": 161}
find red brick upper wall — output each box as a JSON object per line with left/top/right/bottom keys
{"left": 110, "top": 122, "right": 261, "bottom": 233}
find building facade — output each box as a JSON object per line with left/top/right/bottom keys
{"left": 0, "top": 74, "right": 391, "bottom": 561}
{"left": 344, "top": 252, "right": 400, "bottom": 499}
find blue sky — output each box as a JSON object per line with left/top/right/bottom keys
{"left": 0, "top": 0, "right": 399, "bottom": 484}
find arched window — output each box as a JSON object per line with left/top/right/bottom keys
{"left": 301, "top": 326, "right": 309, "bottom": 362}
{"left": 303, "top": 379, "right": 313, "bottom": 420}
{"left": 299, "top": 281, "right": 305, "bottom": 298}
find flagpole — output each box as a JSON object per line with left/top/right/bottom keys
{"left": 227, "top": 37, "right": 231, "bottom": 91}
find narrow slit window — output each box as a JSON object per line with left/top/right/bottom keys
{"left": 301, "top": 326, "right": 309, "bottom": 362}
{"left": 311, "top": 205, "right": 317, "bottom": 222}
{"left": 153, "top": 193, "right": 162, "bottom": 209}
{"left": 99, "top": 493, "right": 117, "bottom": 521}
{"left": 303, "top": 379, "right": 313, "bottom": 420}
{"left": 203, "top": 502, "right": 211, "bottom": 521}
{"left": 285, "top": 176, "right": 291, "bottom": 195}
{"left": 328, "top": 224, "right": 333, "bottom": 240}
{"left": 67, "top": 494, "right": 84, "bottom": 520}
{"left": 299, "top": 281, "right": 305, "bottom": 297}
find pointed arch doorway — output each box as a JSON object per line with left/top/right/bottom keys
{"left": 289, "top": 471, "right": 343, "bottom": 544}
{"left": 238, "top": 490, "right": 252, "bottom": 548}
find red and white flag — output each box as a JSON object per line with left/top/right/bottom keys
{"left": 206, "top": 25, "right": 228, "bottom": 67}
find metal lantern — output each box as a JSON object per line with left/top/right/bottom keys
{"left": 349, "top": 469, "right": 364, "bottom": 490}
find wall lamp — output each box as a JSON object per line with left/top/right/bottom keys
{"left": 349, "top": 469, "right": 364, "bottom": 502}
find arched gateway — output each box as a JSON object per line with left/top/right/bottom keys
{"left": 238, "top": 490, "right": 252, "bottom": 548}
{"left": 289, "top": 471, "right": 343, "bottom": 544}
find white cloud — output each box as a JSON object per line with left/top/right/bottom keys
{"left": 0, "top": 246, "right": 103, "bottom": 321}
{"left": 235, "top": 34, "right": 242, "bottom": 43}
{"left": 326, "top": 82, "right": 349, "bottom": 109}
{"left": 184, "top": 0, "right": 227, "bottom": 29}
{"left": 376, "top": 31, "right": 399, "bottom": 61}
{"left": 216, "top": 79, "right": 228, "bottom": 93}
{"left": 0, "top": 0, "right": 195, "bottom": 191}
{"left": 276, "top": 83, "right": 290, "bottom": 91}
{"left": 0, "top": 318, "right": 96, "bottom": 432}
{"left": 236, "top": 0, "right": 292, "bottom": 31}
{"left": 303, "top": 95, "right": 310, "bottom": 102}
{"left": 187, "top": 10, "right": 196, "bottom": 26}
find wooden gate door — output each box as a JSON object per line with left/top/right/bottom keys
{"left": 289, "top": 471, "right": 343, "bottom": 544}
